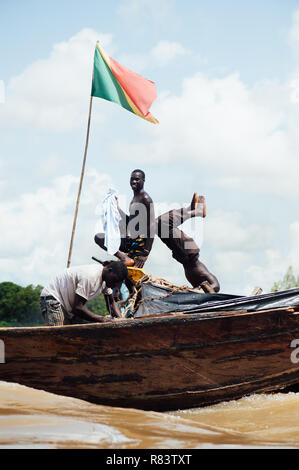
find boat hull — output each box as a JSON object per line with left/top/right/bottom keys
{"left": 1, "top": 307, "right": 299, "bottom": 411}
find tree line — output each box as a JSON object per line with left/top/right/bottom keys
{"left": 1, "top": 266, "right": 299, "bottom": 327}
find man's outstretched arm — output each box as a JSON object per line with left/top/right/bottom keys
{"left": 73, "top": 294, "right": 110, "bottom": 322}
{"left": 115, "top": 196, "right": 129, "bottom": 226}
{"left": 104, "top": 293, "right": 122, "bottom": 318}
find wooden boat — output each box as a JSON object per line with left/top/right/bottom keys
{"left": 1, "top": 291, "right": 299, "bottom": 411}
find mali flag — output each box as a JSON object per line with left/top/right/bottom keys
{"left": 91, "top": 42, "right": 158, "bottom": 124}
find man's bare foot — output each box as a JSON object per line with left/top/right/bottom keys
{"left": 197, "top": 195, "right": 206, "bottom": 218}
{"left": 190, "top": 194, "right": 206, "bottom": 217}
{"left": 190, "top": 192, "right": 199, "bottom": 211}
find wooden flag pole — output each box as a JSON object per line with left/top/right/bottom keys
{"left": 67, "top": 95, "right": 93, "bottom": 268}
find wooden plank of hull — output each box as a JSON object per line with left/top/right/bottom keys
{"left": 0, "top": 307, "right": 299, "bottom": 411}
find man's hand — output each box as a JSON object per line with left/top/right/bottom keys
{"left": 115, "top": 196, "right": 129, "bottom": 224}
{"left": 115, "top": 195, "right": 122, "bottom": 213}
{"left": 105, "top": 293, "right": 122, "bottom": 318}
{"left": 134, "top": 256, "right": 148, "bottom": 268}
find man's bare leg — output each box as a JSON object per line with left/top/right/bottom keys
{"left": 156, "top": 194, "right": 219, "bottom": 291}
{"left": 167, "top": 194, "right": 206, "bottom": 229}
{"left": 156, "top": 194, "right": 206, "bottom": 243}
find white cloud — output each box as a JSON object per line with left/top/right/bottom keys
{"left": 0, "top": 29, "right": 113, "bottom": 132}
{"left": 118, "top": 40, "right": 191, "bottom": 73}
{"left": 112, "top": 69, "right": 299, "bottom": 197}
{"left": 0, "top": 169, "right": 113, "bottom": 286}
{"left": 289, "top": 9, "right": 299, "bottom": 52}
{"left": 203, "top": 210, "right": 299, "bottom": 295}
{"left": 205, "top": 210, "right": 274, "bottom": 251}
{"left": 288, "top": 222, "right": 299, "bottom": 272}
{"left": 0, "top": 183, "right": 202, "bottom": 289}
{"left": 0, "top": 80, "right": 4, "bottom": 104}
{"left": 201, "top": 210, "right": 276, "bottom": 294}
{"left": 117, "top": 0, "right": 176, "bottom": 25}
{"left": 213, "top": 250, "right": 252, "bottom": 288}
{"left": 144, "top": 206, "right": 297, "bottom": 295}
{"left": 150, "top": 40, "right": 190, "bottom": 66}
{"left": 37, "top": 153, "right": 65, "bottom": 177}
{"left": 147, "top": 209, "right": 299, "bottom": 296}
{"left": 244, "top": 249, "right": 285, "bottom": 293}
{"left": 1, "top": 173, "right": 298, "bottom": 296}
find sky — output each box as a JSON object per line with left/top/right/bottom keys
{"left": 1, "top": 0, "right": 299, "bottom": 295}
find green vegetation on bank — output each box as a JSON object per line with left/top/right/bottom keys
{"left": 0, "top": 282, "right": 43, "bottom": 327}
{"left": 271, "top": 266, "right": 299, "bottom": 292}
{"left": 87, "top": 294, "right": 109, "bottom": 317}
{"left": 0, "top": 281, "right": 108, "bottom": 327}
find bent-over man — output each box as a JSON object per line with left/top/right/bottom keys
{"left": 40, "top": 261, "right": 128, "bottom": 326}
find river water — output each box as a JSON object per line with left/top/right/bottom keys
{"left": 0, "top": 381, "right": 298, "bottom": 449}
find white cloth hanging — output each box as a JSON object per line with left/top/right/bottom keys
{"left": 102, "top": 188, "right": 121, "bottom": 255}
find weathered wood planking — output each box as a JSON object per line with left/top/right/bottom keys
{"left": 1, "top": 307, "right": 299, "bottom": 411}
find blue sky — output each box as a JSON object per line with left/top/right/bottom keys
{"left": 1, "top": 0, "right": 299, "bottom": 294}
{"left": 1, "top": 0, "right": 296, "bottom": 83}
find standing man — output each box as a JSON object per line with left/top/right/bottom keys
{"left": 40, "top": 261, "right": 128, "bottom": 326}
{"left": 95, "top": 169, "right": 155, "bottom": 268}
{"left": 156, "top": 193, "right": 220, "bottom": 292}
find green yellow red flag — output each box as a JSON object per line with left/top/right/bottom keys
{"left": 91, "top": 42, "right": 158, "bottom": 124}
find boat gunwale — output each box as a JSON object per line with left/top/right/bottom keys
{"left": 0, "top": 305, "right": 296, "bottom": 335}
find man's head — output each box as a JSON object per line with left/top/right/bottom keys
{"left": 130, "top": 169, "right": 145, "bottom": 192}
{"left": 102, "top": 261, "right": 128, "bottom": 288}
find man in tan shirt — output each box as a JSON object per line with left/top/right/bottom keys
{"left": 40, "top": 261, "right": 128, "bottom": 326}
